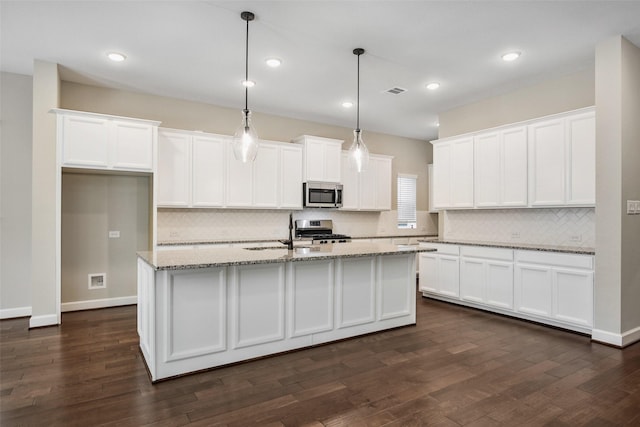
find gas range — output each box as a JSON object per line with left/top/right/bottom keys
{"left": 295, "top": 219, "right": 352, "bottom": 244}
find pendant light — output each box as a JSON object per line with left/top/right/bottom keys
{"left": 232, "top": 11, "right": 259, "bottom": 163}
{"left": 348, "top": 48, "right": 370, "bottom": 173}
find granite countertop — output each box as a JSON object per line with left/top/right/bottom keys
{"left": 417, "top": 238, "right": 595, "bottom": 255}
{"left": 157, "top": 234, "right": 439, "bottom": 246}
{"left": 139, "top": 242, "right": 435, "bottom": 271}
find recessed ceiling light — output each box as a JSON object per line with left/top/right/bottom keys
{"left": 242, "top": 80, "right": 255, "bottom": 87}
{"left": 342, "top": 101, "right": 354, "bottom": 108}
{"left": 435, "top": 122, "right": 440, "bottom": 127}
{"left": 426, "top": 82, "right": 440, "bottom": 90}
{"left": 501, "top": 51, "right": 521, "bottom": 62}
{"left": 107, "top": 52, "right": 126, "bottom": 62}
{"left": 265, "top": 58, "right": 282, "bottom": 68}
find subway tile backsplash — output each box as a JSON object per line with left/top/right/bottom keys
{"left": 443, "top": 207, "right": 595, "bottom": 247}
{"left": 157, "top": 209, "right": 438, "bottom": 243}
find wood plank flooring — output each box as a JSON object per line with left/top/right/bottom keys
{"left": 2, "top": 295, "right": 640, "bottom": 426}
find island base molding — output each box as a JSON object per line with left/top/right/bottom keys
{"left": 137, "top": 253, "right": 417, "bottom": 382}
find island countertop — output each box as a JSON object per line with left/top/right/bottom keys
{"left": 418, "top": 238, "right": 595, "bottom": 255}
{"left": 138, "top": 242, "right": 435, "bottom": 271}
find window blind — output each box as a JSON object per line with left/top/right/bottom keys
{"left": 397, "top": 174, "right": 417, "bottom": 226}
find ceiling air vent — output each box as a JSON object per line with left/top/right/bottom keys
{"left": 386, "top": 87, "right": 407, "bottom": 95}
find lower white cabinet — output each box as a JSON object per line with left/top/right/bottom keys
{"left": 460, "top": 246, "right": 513, "bottom": 310}
{"left": 419, "top": 242, "right": 594, "bottom": 334}
{"left": 514, "top": 250, "right": 593, "bottom": 329}
{"left": 418, "top": 244, "right": 460, "bottom": 298}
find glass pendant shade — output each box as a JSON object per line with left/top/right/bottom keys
{"left": 232, "top": 109, "right": 259, "bottom": 163}
{"left": 348, "top": 129, "right": 369, "bottom": 173}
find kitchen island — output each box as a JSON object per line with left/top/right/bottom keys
{"left": 137, "top": 242, "right": 432, "bottom": 381}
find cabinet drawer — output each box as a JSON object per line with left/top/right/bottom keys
{"left": 419, "top": 243, "right": 459, "bottom": 255}
{"left": 460, "top": 246, "right": 513, "bottom": 261}
{"left": 515, "top": 250, "right": 593, "bottom": 269}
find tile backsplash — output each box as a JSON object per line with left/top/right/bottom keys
{"left": 157, "top": 209, "right": 438, "bottom": 243}
{"left": 443, "top": 207, "right": 595, "bottom": 247}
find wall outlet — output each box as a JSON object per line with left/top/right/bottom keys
{"left": 88, "top": 273, "right": 106, "bottom": 290}
{"left": 511, "top": 232, "right": 520, "bottom": 240}
{"left": 569, "top": 234, "right": 582, "bottom": 242}
{"left": 169, "top": 231, "right": 180, "bottom": 238}
{"left": 108, "top": 230, "right": 120, "bottom": 238}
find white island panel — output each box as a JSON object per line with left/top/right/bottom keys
{"left": 289, "top": 259, "right": 334, "bottom": 337}
{"left": 379, "top": 254, "right": 415, "bottom": 320}
{"left": 337, "top": 257, "right": 376, "bottom": 329}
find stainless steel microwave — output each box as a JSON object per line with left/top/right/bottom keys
{"left": 303, "top": 182, "right": 343, "bottom": 208}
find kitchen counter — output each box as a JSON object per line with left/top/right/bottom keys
{"left": 139, "top": 242, "right": 434, "bottom": 271}
{"left": 137, "top": 242, "right": 428, "bottom": 381}
{"left": 156, "top": 234, "right": 439, "bottom": 247}
{"left": 418, "top": 238, "right": 595, "bottom": 255}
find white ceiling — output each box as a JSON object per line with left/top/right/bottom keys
{"left": 2, "top": 1, "right": 640, "bottom": 141}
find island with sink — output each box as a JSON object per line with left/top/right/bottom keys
{"left": 137, "top": 242, "right": 432, "bottom": 381}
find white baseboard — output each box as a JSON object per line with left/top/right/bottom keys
{"left": 29, "top": 314, "right": 59, "bottom": 328}
{"left": 61, "top": 296, "right": 137, "bottom": 312}
{"left": 592, "top": 326, "right": 640, "bottom": 348}
{"left": 0, "top": 306, "right": 32, "bottom": 319}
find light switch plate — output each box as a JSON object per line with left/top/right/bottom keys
{"left": 108, "top": 230, "right": 120, "bottom": 238}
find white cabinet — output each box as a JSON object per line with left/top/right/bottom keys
{"left": 460, "top": 246, "right": 514, "bottom": 309}
{"left": 157, "top": 128, "right": 303, "bottom": 209}
{"left": 431, "top": 107, "right": 594, "bottom": 210}
{"left": 432, "top": 136, "right": 474, "bottom": 209}
{"left": 55, "top": 109, "right": 159, "bottom": 172}
{"left": 157, "top": 130, "right": 192, "bottom": 206}
{"left": 514, "top": 250, "right": 593, "bottom": 329}
{"left": 418, "top": 243, "right": 460, "bottom": 298}
{"left": 427, "top": 164, "right": 437, "bottom": 213}
{"left": 474, "top": 126, "right": 527, "bottom": 208}
{"left": 528, "top": 109, "right": 595, "bottom": 207}
{"left": 293, "top": 135, "right": 343, "bottom": 183}
{"left": 340, "top": 152, "right": 392, "bottom": 211}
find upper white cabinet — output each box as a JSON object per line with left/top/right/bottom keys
{"left": 54, "top": 109, "right": 159, "bottom": 172}
{"left": 157, "top": 128, "right": 302, "bottom": 209}
{"left": 340, "top": 152, "right": 393, "bottom": 211}
{"left": 474, "top": 126, "right": 528, "bottom": 208}
{"left": 432, "top": 136, "right": 474, "bottom": 209}
{"left": 529, "top": 110, "right": 595, "bottom": 207}
{"left": 431, "top": 107, "right": 595, "bottom": 210}
{"left": 293, "top": 135, "right": 343, "bottom": 183}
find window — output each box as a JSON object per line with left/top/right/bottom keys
{"left": 397, "top": 174, "right": 417, "bottom": 229}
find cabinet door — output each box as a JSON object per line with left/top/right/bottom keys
{"left": 157, "top": 131, "right": 191, "bottom": 207}
{"left": 323, "top": 141, "right": 342, "bottom": 183}
{"left": 359, "top": 159, "right": 377, "bottom": 210}
{"left": 474, "top": 132, "right": 501, "bottom": 207}
{"left": 192, "top": 135, "right": 225, "bottom": 207}
{"left": 528, "top": 118, "right": 566, "bottom": 206}
{"left": 460, "top": 258, "right": 485, "bottom": 303}
{"left": 501, "top": 126, "right": 528, "bottom": 207}
{"left": 61, "top": 114, "right": 110, "bottom": 167}
{"left": 566, "top": 112, "right": 595, "bottom": 205}
{"left": 253, "top": 143, "right": 279, "bottom": 208}
{"left": 432, "top": 142, "right": 452, "bottom": 209}
{"left": 226, "top": 145, "right": 253, "bottom": 207}
{"left": 418, "top": 253, "right": 439, "bottom": 293}
{"left": 485, "top": 261, "right": 513, "bottom": 309}
{"left": 111, "top": 120, "right": 153, "bottom": 171}
{"left": 303, "top": 139, "right": 325, "bottom": 182}
{"left": 451, "top": 137, "right": 474, "bottom": 208}
{"left": 340, "top": 152, "right": 359, "bottom": 210}
{"left": 514, "top": 263, "right": 553, "bottom": 317}
{"left": 280, "top": 145, "right": 303, "bottom": 209}
{"left": 553, "top": 268, "right": 593, "bottom": 327}
{"left": 438, "top": 255, "right": 460, "bottom": 298}
{"left": 375, "top": 156, "right": 392, "bottom": 210}
{"left": 427, "top": 164, "right": 437, "bottom": 213}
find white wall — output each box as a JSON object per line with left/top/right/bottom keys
{"left": 0, "top": 72, "right": 33, "bottom": 318}
{"left": 594, "top": 36, "right": 640, "bottom": 346}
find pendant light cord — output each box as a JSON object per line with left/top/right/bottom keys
{"left": 356, "top": 52, "right": 360, "bottom": 132}
{"left": 244, "top": 15, "right": 249, "bottom": 114}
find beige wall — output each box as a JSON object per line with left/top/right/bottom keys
{"left": 61, "top": 173, "right": 149, "bottom": 304}
{"left": 0, "top": 72, "right": 33, "bottom": 316}
{"left": 60, "top": 81, "right": 433, "bottom": 211}
{"left": 438, "top": 68, "right": 595, "bottom": 138}
{"left": 595, "top": 36, "right": 640, "bottom": 342}
{"left": 30, "top": 61, "right": 60, "bottom": 327}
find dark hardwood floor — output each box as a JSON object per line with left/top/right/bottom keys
{"left": 2, "top": 295, "right": 640, "bottom": 426}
